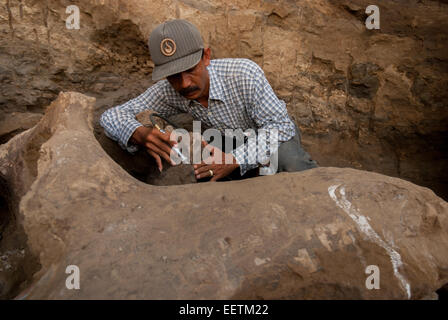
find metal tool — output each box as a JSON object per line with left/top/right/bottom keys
{"left": 150, "top": 113, "right": 188, "bottom": 162}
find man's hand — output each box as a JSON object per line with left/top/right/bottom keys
{"left": 193, "top": 143, "right": 239, "bottom": 181}
{"left": 130, "top": 126, "right": 178, "bottom": 172}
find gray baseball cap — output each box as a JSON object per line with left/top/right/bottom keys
{"left": 149, "top": 19, "right": 204, "bottom": 81}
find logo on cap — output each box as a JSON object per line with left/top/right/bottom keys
{"left": 160, "top": 38, "right": 176, "bottom": 56}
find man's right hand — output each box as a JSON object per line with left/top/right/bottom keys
{"left": 130, "top": 126, "right": 178, "bottom": 172}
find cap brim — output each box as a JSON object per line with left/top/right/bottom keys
{"left": 151, "top": 50, "right": 203, "bottom": 81}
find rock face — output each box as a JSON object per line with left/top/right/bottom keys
{"left": 1, "top": 0, "right": 447, "bottom": 200}
{"left": 0, "top": 112, "right": 42, "bottom": 144}
{"left": 0, "top": 92, "right": 447, "bottom": 299}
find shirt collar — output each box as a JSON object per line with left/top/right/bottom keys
{"left": 207, "top": 63, "right": 225, "bottom": 102}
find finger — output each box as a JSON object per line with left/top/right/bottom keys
{"left": 193, "top": 161, "right": 208, "bottom": 170}
{"left": 195, "top": 166, "right": 215, "bottom": 179}
{"left": 149, "top": 134, "right": 176, "bottom": 155}
{"left": 210, "top": 175, "right": 219, "bottom": 182}
{"left": 147, "top": 149, "right": 163, "bottom": 172}
{"left": 196, "top": 170, "right": 214, "bottom": 180}
{"left": 153, "top": 129, "right": 177, "bottom": 147}
{"left": 146, "top": 142, "right": 176, "bottom": 166}
{"left": 195, "top": 164, "right": 212, "bottom": 176}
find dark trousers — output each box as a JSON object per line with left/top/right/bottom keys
{"left": 275, "top": 125, "right": 318, "bottom": 173}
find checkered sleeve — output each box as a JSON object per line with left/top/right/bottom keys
{"left": 231, "top": 62, "right": 296, "bottom": 175}
{"left": 99, "top": 81, "right": 180, "bottom": 152}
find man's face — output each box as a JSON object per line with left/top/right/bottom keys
{"left": 167, "top": 48, "right": 211, "bottom": 101}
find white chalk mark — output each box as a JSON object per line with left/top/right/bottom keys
{"left": 294, "top": 249, "right": 319, "bottom": 273}
{"left": 254, "top": 257, "right": 271, "bottom": 266}
{"left": 328, "top": 184, "right": 411, "bottom": 299}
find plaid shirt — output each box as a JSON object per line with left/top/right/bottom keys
{"left": 100, "top": 58, "right": 296, "bottom": 175}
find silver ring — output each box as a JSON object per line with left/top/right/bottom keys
{"left": 209, "top": 170, "right": 214, "bottom": 177}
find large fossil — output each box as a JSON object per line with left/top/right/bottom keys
{"left": 0, "top": 92, "right": 447, "bottom": 299}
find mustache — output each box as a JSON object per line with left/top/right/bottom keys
{"left": 179, "top": 86, "right": 199, "bottom": 96}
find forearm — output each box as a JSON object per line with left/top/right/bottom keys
{"left": 100, "top": 106, "right": 143, "bottom": 152}
{"left": 100, "top": 82, "right": 178, "bottom": 152}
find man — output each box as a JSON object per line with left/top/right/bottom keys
{"left": 100, "top": 19, "right": 317, "bottom": 181}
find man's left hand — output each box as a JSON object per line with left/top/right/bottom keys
{"left": 193, "top": 143, "right": 239, "bottom": 181}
